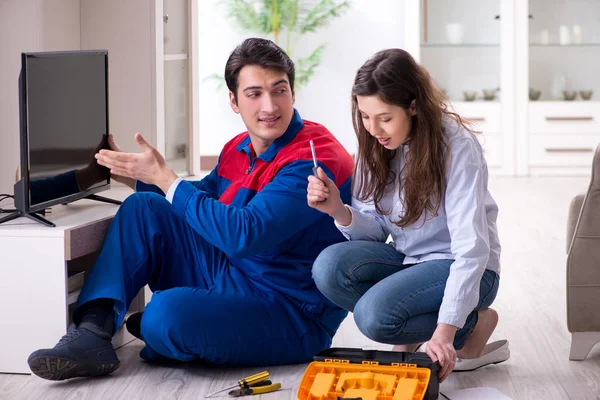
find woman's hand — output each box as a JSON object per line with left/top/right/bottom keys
{"left": 425, "top": 324, "right": 458, "bottom": 383}
{"left": 307, "top": 167, "right": 351, "bottom": 225}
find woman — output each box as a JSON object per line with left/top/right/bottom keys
{"left": 307, "top": 48, "right": 508, "bottom": 382}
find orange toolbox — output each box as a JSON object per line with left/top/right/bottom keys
{"left": 297, "top": 348, "right": 439, "bottom": 400}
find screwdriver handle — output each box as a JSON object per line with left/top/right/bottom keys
{"left": 251, "top": 383, "right": 282, "bottom": 395}
{"left": 238, "top": 371, "right": 270, "bottom": 387}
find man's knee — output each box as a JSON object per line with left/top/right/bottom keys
{"left": 140, "top": 290, "right": 188, "bottom": 353}
{"left": 115, "top": 192, "right": 174, "bottom": 233}
{"left": 120, "top": 192, "right": 169, "bottom": 214}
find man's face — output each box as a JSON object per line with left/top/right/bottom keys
{"left": 229, "top": 65, "right": 295, "bottom": 155}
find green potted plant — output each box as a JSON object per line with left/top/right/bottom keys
{"left": 207, "top": 0, "right": 351, "bottom": 89}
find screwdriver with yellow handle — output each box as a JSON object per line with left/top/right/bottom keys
{"left": 228, "top": 382, "right": 282, "bottom": 397}
{"left": 205, "top": 371, "right": 281, "bottom": 398}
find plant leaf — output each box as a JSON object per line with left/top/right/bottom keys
{"left": 202, "top": 73, "right": 226, "bottom": 91}
{"left": 215, "top": 0, "right": 352, "bottom": 88}
{"left": 294, "top": 43, "right": 326, "bottom": 88}
{"left": 220, "top": 0, "right": 266, "bottom": 33}
{"left": 299, "top": 0, "right": 351, "bottom": 34}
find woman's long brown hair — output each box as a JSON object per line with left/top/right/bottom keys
{"left": 352, "top": 48, "right": 471, "bottom": 227}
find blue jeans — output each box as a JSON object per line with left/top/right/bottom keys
{"left": 77, "top": 192, "right": 334, "bottom": 366}
{"left": 312, "top": 241, "right": 499, "bottom": 349}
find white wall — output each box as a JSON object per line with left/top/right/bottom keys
{"left": 80, "top": 0, "right": 156, "bottom": 154}
{"left": 197, "top": 0, "right": 407, "bottom": 156}
{"left": 0, "top": 0, "right": 80, "bottom": 195}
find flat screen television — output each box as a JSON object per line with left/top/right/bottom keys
{"left": 0, "top": 50, "right": 121, "bottom": 227}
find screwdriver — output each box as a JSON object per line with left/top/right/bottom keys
{"left": 205, "top": 371, "right": 271, "bottom": 398}
{"left": 310, "top": 140, "right": 319, "bottom": 177}
{"left": 228, "top": 382, "right": 282, "bottom": 397}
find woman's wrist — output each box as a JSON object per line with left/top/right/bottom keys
{"left": 434, "top": 323, "right": 458, "bottom": 342}
{"left": 331, "top": 203, "right": 352, "bottom": 226}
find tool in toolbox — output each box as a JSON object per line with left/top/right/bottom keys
{"left": 205, "top": 371, "right": 281, "bottom": 398}
{"left": 297, "top": 347, "right": 440, "bottom": 400}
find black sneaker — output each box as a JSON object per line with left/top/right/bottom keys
{"left": 27, "top": 323, "right": 120, "bottom": 380}
{"left": 125, "top": 312, "right": 143, "bottom": 340}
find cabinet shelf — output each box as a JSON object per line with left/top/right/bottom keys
{"left": 529, "top": 100, "right": 600, "bottom": 104}
{"left": 530, "top": 43, "right": 600, "bottom": 48}
{"left": 421, "top": 43, "right": 500, "bottom": 48}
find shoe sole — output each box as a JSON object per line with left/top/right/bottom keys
{"left": 28, "top": 356, "right": 120, "bottom": 380}
{"left": 453, "top": 357, "right": 509, "bottom": 372}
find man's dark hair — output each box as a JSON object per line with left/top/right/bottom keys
{"left": 224, "top": 38, "right": 295, "bottom": 101}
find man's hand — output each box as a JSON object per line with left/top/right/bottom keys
{"left": 95, "top": 132, "right": 179, "bottom": 194}
{"left": 425, "top": 323, "right": 458, "bottom": 383}
{"left": 105, "top": 134, "right": 136, "bottom": 189}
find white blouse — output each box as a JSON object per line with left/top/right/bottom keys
{"left": 336, "top": 118, "right": 501, "bottom": 328}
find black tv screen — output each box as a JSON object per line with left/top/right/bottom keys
{"left": 21, "top": 51, "right": 110, "bottom": 210}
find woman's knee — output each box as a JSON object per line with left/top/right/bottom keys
{"left": 312, "top": 242, "right": 354, "bottom": 294}
{"left": 354, "top": 299, "right": 405, "bottom": 343}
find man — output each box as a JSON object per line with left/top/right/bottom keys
{"left": 27, "top": 38, "right": 354, "bottom": 380}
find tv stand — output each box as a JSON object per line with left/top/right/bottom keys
{"left": 86, "top": 194, "right": 122, "bottom": 206}
{"left": 0, "top": 210, "right": 55, "bottom": 227}
{"left": 0, "top": 194, "right": 123, "bottom": 227}
{"left": 0, "top": 190, "right": 145, "bottom": 374}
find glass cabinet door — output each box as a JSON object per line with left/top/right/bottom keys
{"left": 523, "top": 0, "right": 600, "bottom": 176}
{"left": 418, "top": 0, "right": 509, "bottom": 172}
{"left": 420, "top": 0, "right": 501, "bottom": 103}
{"left": 163, "top": 0, "right": 190, "bottom": 175}
{"left": 164, "top": 0, "right": 188, "bottom": 55}
{"left": 528, "top": 0, "right": 600, "bottom": 102}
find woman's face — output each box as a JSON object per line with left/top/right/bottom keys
{"left": 356, "top": 95, "right": 416, "bottom": 150}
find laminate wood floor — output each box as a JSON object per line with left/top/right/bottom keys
{"left": 1, "top": 177, "right": 599, "bottom": 400}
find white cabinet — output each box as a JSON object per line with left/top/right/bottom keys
{"left": 452, "top": 102, "right": 502, "bottom": 134}
{"left": 516, "top": 0, "right": 600, "bottom": 175}
{"left": 406, "top": 0, "right": 600, "bottom": 176}
{"left": 526, "top": 101, "right": 600, "bottom": 174}
{"left": 405, "top": 0, "right": 516, "bottom": 176}
{"left": 452, "top": 102, "right": 504, "bottom": 169}
{"left": 162, "top": 0, "right": 199, "bottom": 175}
{"left": 0, "top": 193, "right": 144, "bottom": 374}
{"left": 529, "top": 102, "right": 600, "bottom": 135}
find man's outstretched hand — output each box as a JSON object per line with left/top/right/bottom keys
{"left": 95, "top": 132, "right": 178, "bottom": 194}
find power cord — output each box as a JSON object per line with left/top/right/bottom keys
{"left": 0, "top": 194, "right": 52, "bottom": 215}
{"left": 0, "top": 194, "right": 17, "bottom": 213}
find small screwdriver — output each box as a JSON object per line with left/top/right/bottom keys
{"left": 310, "top": 140, "right": 319, "bottom": 177}
{"left": 205, "top": 371, "right": 271, "bottom": 398}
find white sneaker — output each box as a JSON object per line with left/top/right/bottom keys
{"left": 417, "top": 340, "right": 510, "bottom": 371}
